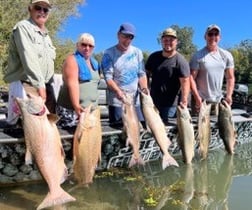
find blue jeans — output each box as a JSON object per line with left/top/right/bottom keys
{"left": 108, "top": 105, "right": 145, "bottom": 125}
{"left": 156, "top": 105, "right": 177, "bottom": 124}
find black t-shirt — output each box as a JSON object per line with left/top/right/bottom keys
{"left": 145, "top": 51, "right": 190, "bottom": 106}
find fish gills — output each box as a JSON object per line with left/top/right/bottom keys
{"left": 73, "top": 104, "right": 102, "bottom": 186}
{"left": 177, "top": 105, "right": 195, "bottom": 164}
{"left": 15, "top": 95, "right": 75, "bottom": 210}
{"left": 198, "top": 101, "right": 211, "bottom": 160}
{"left": 140, "top": 91, "right": 179, "bottom": 169}
{"left": 218, "top": 100, "right": 236, "bottom": 154}
{"left": 122, "top": 93, "right": 144, "bottom": 167}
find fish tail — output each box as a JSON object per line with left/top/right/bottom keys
{"left": 162, "top": 154, "right": 179, "bottom": 170}
{"left": 25, "top": 150, "right": 33, "bottom": 165}
{"left": 36, "top": 188, "right": 76, "bottom": 210}
{"left": 128, "top": 155, "right": 145, "bottom": 168}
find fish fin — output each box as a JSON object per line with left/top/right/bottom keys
{"left": 68, "top": 183, "right": 90, "bottom": 193}
{"left": 60, "top": 166, "right": 68, "bottom": 184}
{"left": 153, "top": 106, "right": 159, "bottom": 114}
{"left": 129, "top": 155, "right": 145, "bottom": 168}
{"left": 36, "top": 188, "right": 76, "bottom": 210}
{"left": 125, "top": 137, "right": 130, "bottom": 147}
{"left": 162, "top": 154, "right": 179, "bottom": 169}
{"left": 25, "top": 150, "right": 33, "bottom": 165}
{"left": 146, "top": 125, "right": 152, "bottom": 133}
{"left": 47, "top": 113, "right": 60, "bottom": 123}
{"left": 74, "top": 123, "right": 83, "bottom": 142}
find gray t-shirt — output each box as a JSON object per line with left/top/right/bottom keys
{"left": 190, "top": 47, "right": 234, "bottom": 102}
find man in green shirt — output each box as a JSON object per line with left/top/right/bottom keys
{"left": 4, "top": 0, "right": 56, "bottom": 127}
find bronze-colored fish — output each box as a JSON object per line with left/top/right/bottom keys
{"left": 140, "top": 91, "right": 179, "bottom": 169}
{"left": 218, "top": 100, "right": 236, "bottom": 154}
{"left": 122, "top": 93, "right": 144, "bottom": 167}
{"left": 198, "top": 101, "right": 211, "bottom": 159}
{"left": 73, "top": 104, "right": 102, "bottom": 185}
{"left": 177, "top": 105, "right": 195, "bottom": 164}
{"left": 15, "top": 95, "right": 75, "bottom": 210}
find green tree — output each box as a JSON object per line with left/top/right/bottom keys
{"left": 156, "top": 25, "right": 197, "bottom": 60}
{"left": 0, "top": 0, "right": 85, "bottom": 83}
{"left": 230, "top": 39, "right": 252, "bottom": 84}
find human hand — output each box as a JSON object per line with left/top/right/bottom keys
{"left": 141, "top": 87, "right": 149, "bottom": 95}
{"left": 225, "top": 96, "right": 233, "bottom": 105}
{"left": 116, "top": 89, "right": 125, "bottom": 101}
{"left": 179, "top": 101, "right": 187, "bottom": 108}
{"left": 74, "top": 105, "right": 85, "bottom": 117}
{"left": 195, "top": 97, "right": 202, "bottom": 113}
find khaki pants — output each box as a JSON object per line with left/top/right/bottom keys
{"left": 22, "top": 82, "right": 56, "bottom": 114}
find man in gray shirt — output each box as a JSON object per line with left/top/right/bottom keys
{"left": 4, "top": 0, "right": 56, "bottom": 126}
{"left": 190, "top": 24, "right": 235, "bottom": 115}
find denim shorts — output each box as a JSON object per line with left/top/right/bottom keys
{"left": 155, "top": 105, "right": 177, "bottom": 124}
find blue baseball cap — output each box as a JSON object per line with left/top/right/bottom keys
{"left": 118, "top": 23, "right": 136, "bottom": 36}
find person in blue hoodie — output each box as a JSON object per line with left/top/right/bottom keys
{"left": 57, "top": 33, "right": 100, "bottom": 128}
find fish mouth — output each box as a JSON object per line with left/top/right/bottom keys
{"left": 31, "top": 106, "right": 47, "bottom": 116}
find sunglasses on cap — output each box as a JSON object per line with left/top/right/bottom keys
{"left": 33, "top": 5, "right": 50, "bottom": 13}
{"left": 207, "top": 32, "right": 219, "bottom": 37}
{"left": 121, "top": 33, "right": 134, "bottom": 40}
{"left": 80, "top": 43, "right": 94, "bottom": 48}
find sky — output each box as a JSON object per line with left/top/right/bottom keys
{"left": 57, "top": 0, "right": 252, "bottom": 54}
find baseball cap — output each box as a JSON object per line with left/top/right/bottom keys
{"left": 205, "top": 24, "right": 221, "bottom": 34}
{"left": 162, "top": 28, "right": 177, "bottom": 38}
{"left": 31, "top": 0, "right": 52, "bottom": 8}
{"left": 118, "top": 23, "right": 136, "bottom": 36}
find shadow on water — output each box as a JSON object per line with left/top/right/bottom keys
{"left": 1, "top": 142, "right": 252, "bottom": 210}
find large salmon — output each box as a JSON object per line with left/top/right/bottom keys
{"left": 140, "top": 91, "right": 179, "bottom": 169}
{"left": 218, "top": 100, "right": 236, "bottom": 154}
{"left": 73, "top": 104, "right": 102, "bottom": 186}
{"left": 177, "top": 105, "right": 195, "bottom": 164}
{"left": 15, "top": 95, "right": 75, "bottom": 210}
{"left": 122, "top": 93, "right": 144, "bottom": 167}
{"left": 197, "top": 101, "right": 211, "bottom": 160}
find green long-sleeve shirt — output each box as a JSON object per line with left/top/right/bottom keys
{"left": 4, "top": 18, "right": 56, "bottom": 89}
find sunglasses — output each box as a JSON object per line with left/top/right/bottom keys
{"left": 80, "top": 43, "right": 94, "bottom": 48}
{"left": 34, "top": 5, "right": 50, "bottom": 13}
{"left": 207, "top": 32, "right": 219, "bottom": 37}
{"left": 121, "top": 33, "right": 134, "bottom": 40}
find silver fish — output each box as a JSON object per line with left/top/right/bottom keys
{"left": 182, "top": 164, "right": 194, "bottom": 204}
{"left": 140, "top": 91, "right": 179, "bottom": 169}
{"left": 73, "top": 104, "right": 102, "bottom": 186}
{"left": 15, "top": 95, "right": 75, "bottom": 210}
{"left": 218, "top": 100, "right": 236, "bottom": 154}
{"left": 194, "top": 160, "right": 208, "bottom": 207}
{"left": 177, "top": 105, "right": 195, "bottom": 164}
{"left": 197, "top": 101, "right": 211, "bottom": 159}
{"left": 122, "top": 93, "right": 144, "bottom": 167}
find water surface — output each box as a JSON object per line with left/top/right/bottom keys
{"left": 1, "top": 141, "right": 252, "bottom": 210}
